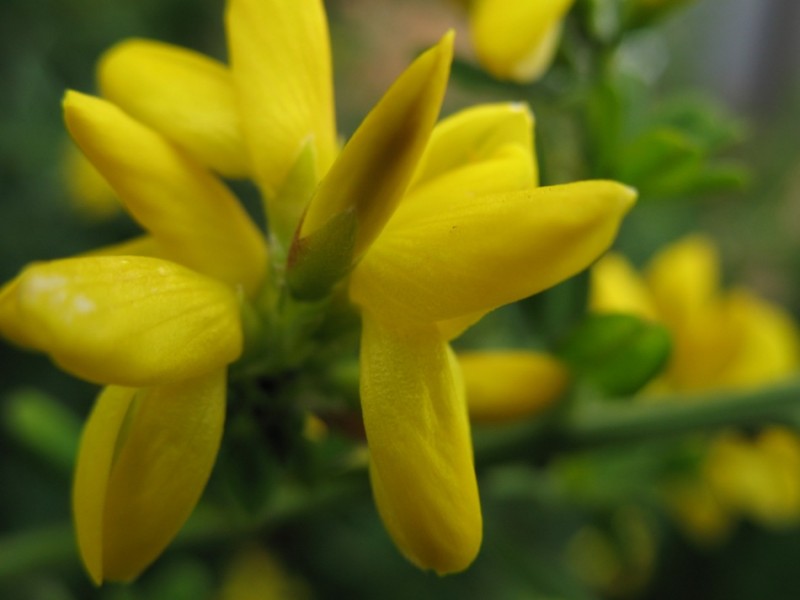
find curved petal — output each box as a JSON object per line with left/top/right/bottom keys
{"left": 459, "top": 350, "right": 569, "bottom": 423}
{"left": 98, "top": 39, "right": 248, "bottom": 178}
{"left": 226, "top": 0, "right": 337, "bottom": 195}
{"left": 63, "top": 91, "right": 267, "bottom": 297}
{"left": 73, "top": 386, "right": 135, "bottom": 584}
{"left": 351, "top": 181, "right": 636, "bottom": 323}
{"left": 73, "top": 371, "right": 226, "bottom": 583}
{"left": 300, "top": 33, "right": 454, "bottom": 258}
{"left": 589, "top": 252, "right": 659, "bottom": 320}
{"left": 1, "top": 256, "right": 242, "bottom": 386}
{"left": 360, "top": 314, "right": 481, "bottom": 574}
{"left": 470, "top": 0, "right": 574, "bottom": 82}
{"left": 410, "top": 102, "right": 537, "bottom": 189}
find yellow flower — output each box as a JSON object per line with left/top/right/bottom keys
{"left": 468, "top": 0, "right": 576, "bottom": 83}
{"left": 590, "top": 235, "right": 800, "bottom": 539}
{"left": 590, "top": 235, "right": 799, "bottom": 392}
{"left": 0, "top": 85, "right": 267, "bottom": 583}
{"left": 289, "top": 43, "right": 635, "bottom": 571}
{"left": 0, "top": 0, "right": 636, "bottom": 582}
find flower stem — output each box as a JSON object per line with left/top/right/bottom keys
{"left": 475, "top": 377, "right": 800, "bottom": 466}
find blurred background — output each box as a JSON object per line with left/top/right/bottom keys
{"left": 1, "top": 0, "right": 799, "bottom": 598}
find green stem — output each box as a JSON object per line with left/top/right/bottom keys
{"left": 475, "top": 378, "right": 800, "bottom": 466}
{"left": 563, "top": 379, "right": 800, "bottom": 445}
{"left": 4, "top": 379, "right": 800, "bottom": 580}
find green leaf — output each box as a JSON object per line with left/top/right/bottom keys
{"left": 557, "top": 313, "right": 672, "bottom": 396}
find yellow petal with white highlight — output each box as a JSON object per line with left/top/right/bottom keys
{"left": 410, "top": 102, "right": 537, "bottom": 189}
{"left": 74, "top": 371, "right": 226, "bottom": 583}
{"left": 470, "top": 0, "right": 574, "bottom": 82}
{"left": 360, "top": 313, "right": 481, "bottom": 574}
{"left": 98, "top": 39, "right": 248, "bottom": 178}
{"left": 1, "top": 256, "right": 241, "bottom": 386}
{"left": 300, "top": 32, "right": 454, "bottom": 258}
{"left": 226, "top": 0, "right": 337, "bottom": 195}
{"left": 459, "top": 350, "right": 569, "bottom": 423}
{"left": 351, "top": 181, "right": 636, "bottom": 323}
{"left": 63, "top": 91, "right": 267, "bottom": 297}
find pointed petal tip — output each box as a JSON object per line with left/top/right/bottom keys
{"left": 595, "top": 180, "right": 638, "bottom": 212}
{"left": 62, "top": 89, "right": 85, "bottom": 110}
{"left": 62, "top": 90, "right": 105, "bottom": 125}
{"left": 436, "top": 29, "right": 455, "bottom": 64}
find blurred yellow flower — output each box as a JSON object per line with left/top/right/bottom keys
{"left": 218, "top": 547, "right": 309, "bottom": 600}
{"left": 591, "top": 235, "right": 799, "bottom": 392}
{"left": 590, "top": 234, "right": 800, "bottom": 540}
{"left": 458, "top": 350, "right": 570, "bottom": 423}
{"left": 468, "top": 0, "right": 576, "bottom": 82}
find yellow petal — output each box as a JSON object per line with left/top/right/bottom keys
{"left": 73, "top": 371, "right": 226, "bottom": 583}
{"left": 645, "top": 234, "right": 720, "bottom": 330}
{"left": 715, "top": 289, "right": 800, "bottom": 388}
{"left": 61, "top": 140, "right": 118, "bottom": 220}
{"left": 702, "top": 430, "right": 800, "bottom": 526}
{"left": 589, "top": 252, "right": 659, "bottom": 320}
{"left": 300, "top": 32, "right": 454, "bottom": 258}
{"left": 63, "top": 91, "right": 267, "bottom": 297}
{"left": 459, "top": 350, "right": 569, "bottom": 423}
{"left": 226, "top": 0, "right": 337, "bottom": 195}
{"left": 470, "top": 0, "right": 574, "bottom": 82}
{"left": 98, "top": 39, "right": 248, "bottom": 178}
{"left": 1, "top": 256, "right": 242, "bottom": 386}
{"left": 405, "top": 143, "right": 536, "bottom": 212}
{"left": 360, "top": 313, "right": 481, "bottom": 574}
{"left": 410, "top": 102, "right": 537, "bottom": 189}
{"left": 351, "top": 181, "right": 636, "bottom": 323}
{"left": 72, "top": 385, "right": 134, "bottom": 584}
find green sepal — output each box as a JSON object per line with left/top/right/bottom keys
{"left": 268, "top": 140, "right": 319, "bottom": 261}
{"left": 558, "top": 313, "right": 672, "bottom": 396}
{"left": 286, "top": 208, "right": 357, "bottom": 301}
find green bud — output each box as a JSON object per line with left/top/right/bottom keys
{"left": 558, "top": 313, "right": 671, "bottom": 396}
